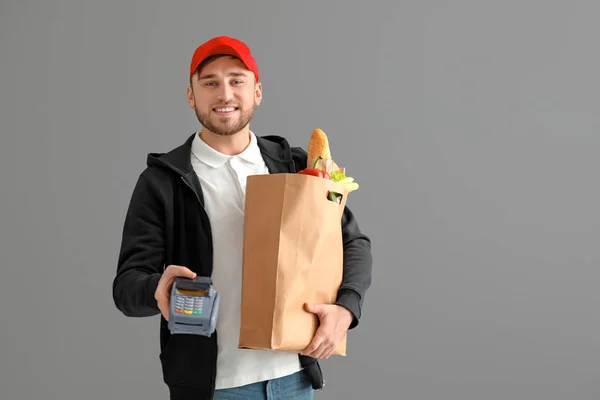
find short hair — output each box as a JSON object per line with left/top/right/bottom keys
{"left": 189, "top": 54, "right": 240, "bottom": 84}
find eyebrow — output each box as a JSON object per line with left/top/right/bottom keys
{"left": 198, "top": 72, "right": 248, "bottom": 80}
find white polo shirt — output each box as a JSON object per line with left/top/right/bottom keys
{"left": 190, "top": 131, "right": 302, "bottom": 390}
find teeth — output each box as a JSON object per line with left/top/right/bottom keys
{"left": 215, "top": 107, "right": 235, "bottom": 112}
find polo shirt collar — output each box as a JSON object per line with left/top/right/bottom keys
{"left": 191, "top": 131, "right": 264, "bottom": 168}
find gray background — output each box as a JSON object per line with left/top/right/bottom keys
{"left": 1, "top": 1, "right": 599, "bottom": 399}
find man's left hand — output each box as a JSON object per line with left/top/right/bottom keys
{"left": 300, "top": 303, "right": 354, "bottom": 359}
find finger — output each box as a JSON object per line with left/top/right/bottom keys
{"left": 304, "top": 303, "right": 317, "bottom": 313}
{"left": 303, "top": 332, "right": 331, "bottom": 358}
{"left": 155, "top": 286, "right": 169, "bottom": 303}
{"left": 159, "top": 267, "right": 195, "bottom": 295}
{"left": 310, "top": 341, "right": 332, "bottom": 359}
{"left": 301, "top": 333, "right": 324, "bottom": 356}
{"left": 157, "top": 298, "right": 170, "bottom": 320}
{"left": 302, "top": 316, "right": 333, "bottom": 354}
{"left": 304, "top": 303, "right": 327, "bottom": 320}
{"left": 307, "top": 328, "right": 338, "bottom": 359}
{"left": 302, "top": 327, "right": 326, "bottom": 357}
{"left": 165, "top": 265, "right": 197, "bottom": 279}
{"left": 323, "top": 346, "right": 335, "bottom": 359}
{"left": 316, "top": 337, "right": 336, "bottom": 358}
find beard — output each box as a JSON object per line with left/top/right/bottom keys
{"left": 195, "top": 103, "right": 255, "bottom": 136}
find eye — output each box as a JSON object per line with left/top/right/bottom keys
{"left": 232, "top": 79, "right": 244, "bottom": 85}
{"left": 204, "top": 81, "right": 217, "bottom": 87}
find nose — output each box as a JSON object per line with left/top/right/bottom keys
{"left": 216, "top": 83, "right": 234, "bottom": 103}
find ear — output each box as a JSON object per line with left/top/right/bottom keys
{"left": 186, "top": 85, "right": 195, "bottom": 108}
{"left": 254, "top": 81, "right": 263, "bottom": 106}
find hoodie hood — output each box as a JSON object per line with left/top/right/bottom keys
{"left": 146, "top": 132, "right": 298, "bottom": 177}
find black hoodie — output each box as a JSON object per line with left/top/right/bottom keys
{"left": 113, "top": 132, "right": 373, "bottom": 399}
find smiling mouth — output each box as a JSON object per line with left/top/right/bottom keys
{"left": 213, "top": 106, "right": 238, "bottom": 114}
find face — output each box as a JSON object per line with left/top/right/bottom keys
{"left": 187, "top": 55, "right": 262, "bottom": 136}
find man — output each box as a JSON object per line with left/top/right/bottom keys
{"left": 113, "top": 36, "right": 373, "bottom": 400}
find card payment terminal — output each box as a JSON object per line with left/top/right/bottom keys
{"left": 168, "top": 276, "right": 220, "bottom": 336}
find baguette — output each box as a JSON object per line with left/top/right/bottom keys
{"left": 307, "top": 128, "right": 331, "bottom": 161}
{"left": 307, "top": 128, "right": 342, "bottom": 173}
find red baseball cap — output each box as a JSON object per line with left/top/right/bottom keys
{"left": 189, "top": 36, "right": 260, "bottom": 82}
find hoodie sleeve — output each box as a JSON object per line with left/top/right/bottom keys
{"left": 113, "top": 173, "right": 164, "bottom": 317}
{"left": 292, "top": 147, "right": 373, "bottom": 330}
{"left": 336, "top": 205, "right": 373, "bottom": 330}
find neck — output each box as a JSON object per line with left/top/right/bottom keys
{"left": 199, "top": 128, "right": 251, "bottom": 156}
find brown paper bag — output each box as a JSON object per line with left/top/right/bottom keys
{"left": 238, "top": 173, "right": 349, "bottom": 356}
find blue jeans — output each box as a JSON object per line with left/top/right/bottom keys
{"left": 213, "top": 371, "right": 314, "bottom": 400}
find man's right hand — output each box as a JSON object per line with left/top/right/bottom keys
{"left": 154, "top": 265, "right": 197, "bottom": 321}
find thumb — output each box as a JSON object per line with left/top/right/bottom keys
{"left": 167, "top": 265, "right": 196, "bottom": 279}
{"left": 186, "top": 268, "right": 197, "bottom": 279}
{"left": 304, "top": 303, "right": 322, "bottom": 314}
{"left": 178, "top": 266, "right": 196, "bottom": 278}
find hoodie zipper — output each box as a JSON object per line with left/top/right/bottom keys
{"left": 181, "top": 176, "right": 206, "bottom": 209}
{"left": 180, "top": 175, "right": 214, "bottom": 271}
{"left": 180, "top": 175, "right": 219, "bottom": 395}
